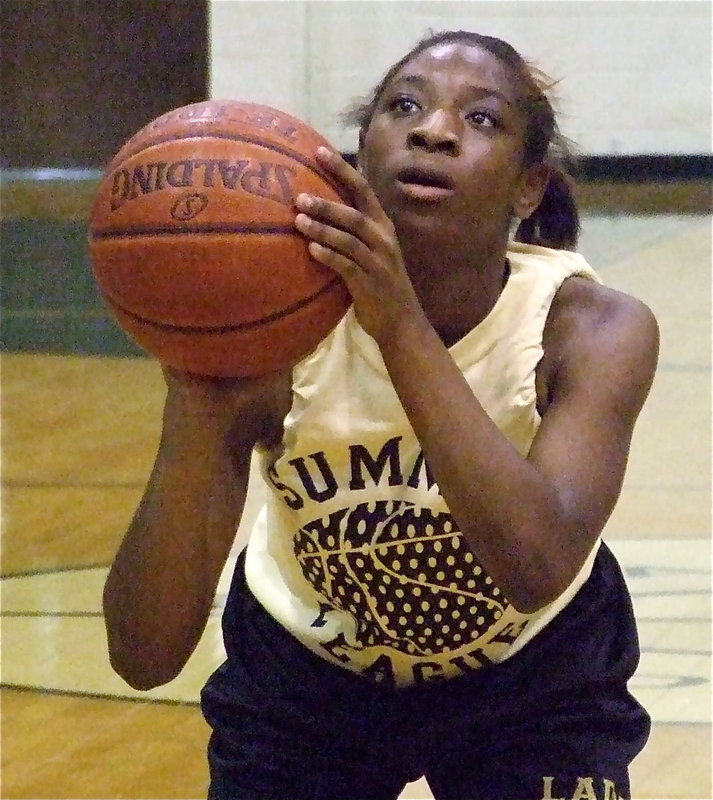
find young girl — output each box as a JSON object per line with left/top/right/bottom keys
{"left": 103, "top": 30, "right": 659, "bottom": 800}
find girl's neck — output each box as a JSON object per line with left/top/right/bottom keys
{"left": 401, "top": 239, "right": 510, "bottom": 345}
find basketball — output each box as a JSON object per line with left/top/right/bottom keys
{"left": 88, "top": 99, "right": 351, "bottom": 377}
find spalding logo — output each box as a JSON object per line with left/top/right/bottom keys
{"left": 109, "top": 159, "right": 297, "bottom": 211}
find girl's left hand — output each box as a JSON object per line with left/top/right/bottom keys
{"left": 294, "top": 146, "right": 424, "bottom": 345}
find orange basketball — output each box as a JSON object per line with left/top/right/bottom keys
{"left": 88, "top": 99, "right": 351, "bottom": 377}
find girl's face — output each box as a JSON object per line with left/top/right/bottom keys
{"left": 359, "top": 43, "right": 547, "bottom": 247}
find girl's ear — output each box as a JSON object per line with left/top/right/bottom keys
{"left": 355, "top": 128, "right": 368, "bottom": 172}
{"left": 513, "top": 162, "right": 550, "bottom": 220}
{"left": 355, "top": 148, "right": 366, "bottom": 174}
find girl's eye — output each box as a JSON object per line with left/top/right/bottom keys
{"left": 467, "top": 110, "right": 499, "bottom": 128}
{"left": 389, "top": 96, "right": 419, "bottom": 114}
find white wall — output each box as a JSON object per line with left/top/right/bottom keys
{"left": 209, "top": 0, "right": 712, "bottom": 155}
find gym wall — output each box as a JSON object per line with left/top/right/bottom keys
{"left": 210, "top": 0, "right": 712, "bottom": 157}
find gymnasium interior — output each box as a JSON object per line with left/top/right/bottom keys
{"left": 2, "top": 2, "right": 711, "bottom": 798}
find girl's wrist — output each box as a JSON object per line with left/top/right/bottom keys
{"left": 375, "top": 306, "right": 438, "bottom": 359}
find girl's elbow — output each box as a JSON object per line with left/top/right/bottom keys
{"left": 107, "top": 643, "right": 183, "bottom": 690}
{"left": 501, "top": 551, "right": 575, "bottom": 613}
{"left": 507, "top": 589, "right": 556, "bottom": 615}
{"left": 105, "top": 626, "right": 185, "bottom": 690}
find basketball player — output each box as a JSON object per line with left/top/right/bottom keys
{"left": 103, "top": 30, "right": 659, "bottom": 800}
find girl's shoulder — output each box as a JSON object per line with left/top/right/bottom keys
{"left": 550, "top": 274, "right": 657, "bottom": 337}
{"left": 536, "top": 274, "right": 659, "bottom": 415}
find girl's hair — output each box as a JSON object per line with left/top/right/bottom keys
{"left": 342, "top": 30, "right": 580, "bottom": 250}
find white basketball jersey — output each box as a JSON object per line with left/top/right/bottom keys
{"left": 244, "top": 242, "right": 602, "bottom": 686}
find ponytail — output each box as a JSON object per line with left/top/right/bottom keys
{"left": 514, "top": 165, "right": 580, "bottom": 250}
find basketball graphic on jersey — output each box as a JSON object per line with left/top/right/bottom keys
{"left": 293, "top": 500, "right": 508, "bottom": 656}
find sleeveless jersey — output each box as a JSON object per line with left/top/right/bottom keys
{"left": 243, "top": 242, "right": 602, "bottom": 687}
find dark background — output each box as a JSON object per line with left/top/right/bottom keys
{"left": 2, "top": 0, "right": 208, "bottom": 168}
{"left": 1, "top": 0, "right": 208, "bottom": 355}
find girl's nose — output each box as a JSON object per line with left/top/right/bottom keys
{"left": 406, "top": 109, "right": 461, "bottom": 154}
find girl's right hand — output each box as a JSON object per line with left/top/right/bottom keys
{"left": 160, "top": 364, "right": 292, "bottom": 450}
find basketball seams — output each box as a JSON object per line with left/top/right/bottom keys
{"left": 91, "top": 224, "right": 302, "bottom": 239}
{"left": 101, "top": 275, "right": 346, "bottom": 333}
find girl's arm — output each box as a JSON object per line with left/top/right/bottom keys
{"left": 375, "top": 279, "right": 658, "bottom": 612}
{"left": 294, "top": 148, "right": 658, "bottom": 613}
{"left": 103, "top": 367, "right": 291, "bottom": 689}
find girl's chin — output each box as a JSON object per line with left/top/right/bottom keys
{"left": 393, "top": 209, "right": 472, "bottom": 239}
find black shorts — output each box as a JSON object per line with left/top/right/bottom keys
{"left": 201, "top": 543, "right": 650, "bottom": 800}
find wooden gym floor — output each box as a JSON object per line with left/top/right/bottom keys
{"left": 1, "top": 212, "right": 711, "bottom": 798}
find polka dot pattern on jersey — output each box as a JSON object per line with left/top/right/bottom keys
{"left": 293, "top": 500, "right": 508, "bottom": 657}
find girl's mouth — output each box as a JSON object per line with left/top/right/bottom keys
{"left": 395, "top": 167, "right": 455, "bottom": 203}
